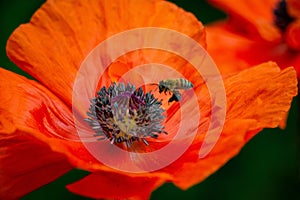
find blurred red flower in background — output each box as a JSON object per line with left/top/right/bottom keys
{"left": 206, "top": 0, "right": 300, "bottom": 79}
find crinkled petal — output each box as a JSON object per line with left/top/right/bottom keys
{"left": 0, "top": 68, "right": 102, "bottom": 172}
{"left": 170, "top": 62, "right": 298, "bottom": 189}
{"left": 224, "top": 62, "right": 297, "bottom": 126}
{"left": 0, "top": 111, "right": 72, "bottom": 199}
{"left": 0, "top": 67, "right": 77, "bottom": 141}
{"left": 66, "top": 171, "right": 166, "bottom": 199}
{"left": 6, "top": 0, "right": 205, "bottom": 106}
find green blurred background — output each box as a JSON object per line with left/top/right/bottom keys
{"left": 0, "top": 0, "right": 299, "bottom": 199}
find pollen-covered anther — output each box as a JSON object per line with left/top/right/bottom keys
{"left": 85, "top": 82, "right": 167, "bottom": 148}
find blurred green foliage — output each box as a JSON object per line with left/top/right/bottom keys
{"left": 0, "top": 0, "right": 298, "bottom": 200}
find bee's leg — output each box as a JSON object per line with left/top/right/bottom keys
{"left": 159, "top": 87, "right": 163, "bottom": 93}
{"left": 168, "top": 94, "right": 176, "bottom": 104}
{"left": 142, "top": 138, "right": 149, "bottom": 146}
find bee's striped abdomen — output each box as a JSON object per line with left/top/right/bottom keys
{"left": 176, "top": 78, "right": 193, "bottom": 90}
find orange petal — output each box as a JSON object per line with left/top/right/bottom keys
{"left": 7, "top": 0, "right": 205, "bottom": 106}
{"left": 208, "top": 0, "right": 281, "bottom": 41}
{"left": 0, "top": 124, "right": 72, "bottom": 199}
{"left": 285, "top": 19, "right": 300, "bottom": 50}
{"left": 108, "top": 61, "right": 133, "bottom": 82}
{"left": 287, "top": 0, "right": 300, "bottom": 18}
{"left": 66, "top": 171, "right": 166, "bottom": 199}
{"left": 224, "top": 62, "right": 297, "bottom": 127}
{"left": 0, "top": 68, "right": 101, "bottom": 172}
{"left": 0, "top": 67, "right": 77, "bottom": 141}
{"left": 206, "top": 21, "right": 256, "bottom": 74}
{"left": 171, "top": 62, "right": 298, "bottom": 189}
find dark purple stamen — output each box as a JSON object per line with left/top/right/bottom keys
{"left": 85, "top": 82, "right": 167, "bottom": 148}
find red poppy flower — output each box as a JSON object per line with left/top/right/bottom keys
{"left": 206, "top": 0, "right": 300, "bottom": 78}
{"left": 0, "top": 0, "right": 298, "bottom": 199}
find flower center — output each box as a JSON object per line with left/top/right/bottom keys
{"left": 274, "top": 0, "right": 294, "bottom": 31}
{"left": 85, "top": 82, "right": 167, "bottom": 148}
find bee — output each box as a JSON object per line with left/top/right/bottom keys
{"left": 154, "top": 78, "right": 193, "bottom": 103}
{"left": 168, "top": 90, "right": 182, "bottom": 103}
